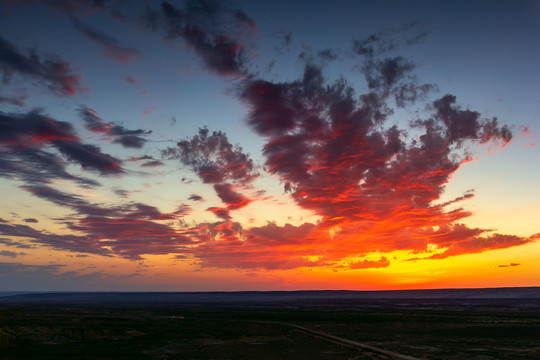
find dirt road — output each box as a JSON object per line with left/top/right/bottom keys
{"left": 281, "top": 322, "right": 422, "bottom": 360}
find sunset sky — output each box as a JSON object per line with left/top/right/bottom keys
{"left": 1, "top": 0, "right": 539, "bottom": 291}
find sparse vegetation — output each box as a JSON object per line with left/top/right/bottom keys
{"left": 1, "top": 300, "right": 540, "bottom": 359}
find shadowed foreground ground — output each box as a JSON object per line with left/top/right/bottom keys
{"left": 1, "top": 291, "right": 540, "bottom": 359}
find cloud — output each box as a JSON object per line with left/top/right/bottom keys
{"left": 499, "top": 263, "right": 520, "bottom": 268}
{"left": 23, "top": 218, "right": 38, "bottom": 223}
{"left": 126, "top": 76, "right": 137, "bottom": 84}
{"left": 0, "top": 261, "right": 65, "bottom": 274}
{"left": 431, "top": 94, "right": 512, "bottom": 144}
{"left": 79, "top": 107, "right": 152, "bottom": 148}
{"left": 184, "top": 221, "right": 323, "bottom": 270}
{"left": 0, "top": 250, "right": 25, "bottom": 257}
{"left": 53, "top": 140, "right": 124, "bottom": 174}
{"left": 0, "top": 110, "right": 123, "bottom": 190}
{"left": 163, "top": 127, "right": 258, "bottom": 185}
{"left": 163, "top": 127, "right": 258, "bottom": 220}
{"left": 0, "top": 94, "right": 26, "bottom": 106}
{"left": 142, "top": 0, "right": 255, "bottom": 77}
{"left": 0, "top": 222, "right": 110, "bottom": 256}
{"left": 188, "top": 194, "right": 203, "bottom": 201}
{"left": 0, "top": 35, "right": 83, "bottom": 96}
{"left": 348, "top": 257, "right": 390, "bottom": 270}
{"left": 499, "top": 263, "right": 521, "bottom": 267}
{"left": 317, "top": 48, "right": 339, "bottom": 61}
{"left": 426, "top": 230, "right": 531, "bottom": 260}
{"left": 236, "top": 50, "right": 526, "bottom": 264}
{"left": 8, "top": 185, "right": 193, "bottom": 259}
{"left": 0, "top": 237, "right": 36, "bottom": 250}
{"left": 141, "top": 160, "right": 164, "bottom": 167}
{"left": 72, "top": 17, "right": 140, "bottom": 63}
{"left": 206, "top": 207, "right": 231, "bottom": 221}
{"left": 0, "top": 146, "right": 99, "bottom": 187}
{"left": 113, "top": 189, "right": 131, "bottom": 198}
{"left": 213, "top": 183, "right": 251, "bottom": 210}
{"left": 363, "top": 56, "right": 415, "bottom": 89}
{"left": 0, "top": 109, "right": 78, "bottom": 145}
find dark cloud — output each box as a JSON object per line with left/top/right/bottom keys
{"left": 0, "top": 261, "right": 65, "bottom": 273}
{"left": 72, "top": 17, "right": 140, "bottom": 63}
{"left": 23, "top": 218, "right": 38, "bottom": 223}
{"left": 53, "top": 140, "right": 124, "bottom": 174}
{"left": 206, "top": 207, "right": 231, "bottom": 221}
{"left": 213, "top": 183, "right": 250, "bottom": 210}
{"left": 0, "top": 222, "right": 110, "bottom": 256}
{"left": 352, "top": 22, "right": 429, "bottom": 58}
{"left": 188, "top": 194, "right": 203, "bottom": 201}
{"left": 0, "top": 94, "right": 26, "bottom": 106}
{"left": 0, "top": 109, "right": 78, "bottom": 145}
{"left": 317, "top": 48, "right": 339, "bottom": 61}
{"left": 163, "top": 127, "right": 258, "bottom": 185}
{"left": 163, "top": 127, "right": 258, "bottom": 221}
{"left": 0, "top": 110, "right": 123, "bottom": 188}
{"left": 20, "top": 184, "right": 188, "bottom": 220}
{"left": 141, "top": 160, "right": 164, "bottom": 167}
{"left": 0, "top": 250, "right": 25, "bottom": 258}
{"left": 63, "top": 214, "right": 192, "bottom": 259}
{"left": 273, "top": 31, "right": 292, "bottom": 55}
{"left": 126, "top": 76, "right": 137, "bottom": 84}
{"left": 12, "top": 185, "right": 193, "bottom": 259}
{"left": 113, "top": 189, "right": 131, "bottom": 198}
{"left": 142, "top": 0, "right": 255, "bottom": 77}
{"left": 0, "top": 237, "right": 37, "bottom": 250}
{"left": 128, "top": 154, "right": 154, "bottom": 161}
{"left": 79, "top": 107, "right": 152, "bottom": 148}
{"left": 0, "top": 35, "right": 83, "bottom": 96}
{"left": 0, "top": 146, "right": 99, "bottom": 187}
{"left": 431, "top": 94, "right": 512, "bottom": 144}
{"left": 363, "top": 56, "right": 415, "bottom": 89}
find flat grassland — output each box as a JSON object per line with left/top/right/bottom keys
{"left": 1, "top": 294, "right": 540, "bottom": 359}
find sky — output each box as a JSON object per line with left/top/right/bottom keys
{"left": 1, "top": 0, "right": 540, "bottom": 291}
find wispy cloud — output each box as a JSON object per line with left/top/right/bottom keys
{"left": 142, "top": 0, "right": 255, "bottom": 77}
{"left": 72, "top": 17, "right": 140, "bottom": 63}
{"left": 0, "top": 35, "right": 83, "bottom": 96}
{"left": 0, "top": 110, "right": 123, "bottom": 190}
{"left": 79, "top": 106, "right": 152, "bottom": 148}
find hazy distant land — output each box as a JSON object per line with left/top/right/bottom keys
{"left": 2, "top": 286, "right": 540, "bottom": 307}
